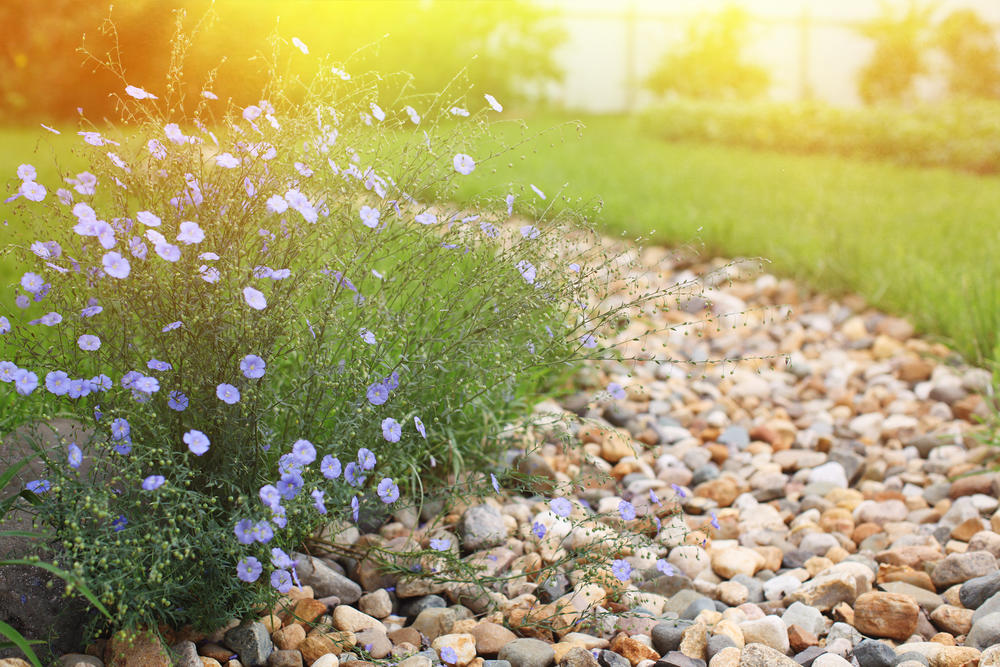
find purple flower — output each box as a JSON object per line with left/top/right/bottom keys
{"left": 234, "top": 519, "right": 255, "bottom": 544}
{"left": 184, "top": 429, "right": 210, "bottom": 455}
{"left": 254, "top": 520, "right": 274, "bottom": 543}
{"left": 40, "top": 312, "right": 63, "bottom": 326}
{"left": 377, "top": 478, "right": 399, "bottom": 504}
{"left": 453, "top": 153, "right": 475, "bottom": 175}
{"left": 68, "top": 443, "right": 83, "bottom": 469}
{"left": 243, "top": 286, "right": 267, "bottom": 310}
{"left": 147, "top": 358, "right": 172, "bottom": 371}
{"left": 656, "top": 559, "right": 675, "bottom": 577}
{"left": 240, "top": 354, "right": 266, "bottom": 379}
{"left": 133, "top": 375, "right": 160, "bottom": 394}
{"left": 618, "top": 500, "right": 636, "bottom": 522}
{"left": 237, "top": 557, "right": 263, "bottom": 583}
{"left": 550, "top": 497, "right": 572, "bottom": 518}
{"left": 359, "top": 328, "right": 376, "bottom": 345}
{"left": 321, "top": 455, "right": 342, "bottom": 480}
{"left": 607, "top": 382, "right": 626, "bottom": 400}
{"left": 111, "top": 515, "right": 128, "bottom": 532}
{"left": 312, "top": 488, "right": 327, "bottom": 514}
{"left": 440, "top": 647, "right": 458, "bottom": 665}
{"left": 710, "top": 511, "right": 720, "bottom": 530}
{"left": 491, "top": 473, "right": 501, "bottom": 494}
{"left": 366, "top": 380, "right": 389, "bottom": 405}
{"left": 414, "top": 416, "right": 426, "bottom": 438}
{"left": 270, "top": 569, "right": 293, "bottom": 593}
{"left": 649, "top": 489, "right": 661, "bottom": 505}
{"left": 611, "top": 559, "right": 632, "bottom": 582}
{"left": 381, "top": 417, "right": 401, "bottom": 442}
{"left": 25, "top": 479, "right": 50, "bottom": 494}
{"left": 167, "top": 391, "right": 188, "bottom": 411}
{"left": 102, "top": 251, "right": 130, "bottom": 279}
{"left": 291, "top": 439, "right": 316, "bottom": 465}
{"left": 78, "top": 335, "right": 101, "bottom": 351}
{"left": 671, "top": 483, "right": 687, "bottom": 499}
{"left": 351, "top": 495, "right": 360, "bottom": 522}
{"left": 270, "top": 547, "right": 295, "bottom": 569}
{"left": 516, "top": 260, "right": 536, "bottom": 284}
{"left": 20, "top": 272, "right": 44, "bottom": 293}
{"left": 113, "top": 439, "right": 132, "bottom": 456}
{"left": 142, "top": 475, "right": 165, "bottom": 491}
{"left": 344, "top": 462, "right": 366, "bottom": 487}
{"left": 14, "top": 370, "right": 38, "bottom": 395}
{"left": 429, "top": 538, "right": 451, "bottom": 551}
{"left": 0, "top": 316, "right": 10, "bottom": 334}
{"left": 216, "top": 383, "right": 240, "bottom": 404}
{"left": 259, "top": 484, "right": 281, "bottom": 508}
{"left": 111, "top": 418, "right": 130, "bottom": 440}
{"left": 46, "top": 371, "right": 70, "bottom": 396}
{"left": 357, "top": 448, "right": 376, "bottom": 471}
{"left": 360, "top": 205, "right": 380, "bottom": 229}
{"left": 277, "top": 472, "right": 303, "bottom": 500}
{"left": 532, "top": 522, "right": 547, "bottom": 539}
{"left": 161, "top": 320, "right": 182, "bottom": 332}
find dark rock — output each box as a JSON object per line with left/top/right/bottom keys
{"left": 782, "top": 550, "right": 812, "bottom": 570}
{"left": 967, "top": 611, "right": 1000, "bottom": 650}
{"left": 169, "top": 641, "right": 201, "bottom": 667}
{"left": 690, "top": 464, "right": 719, "bottom": 486}
{"left": 399, "top": 594, "right": 447, "bottom": 618}
{"left": 460, "top": 505, "right": 506, "bottom": 552}
{"left": 681, "top": 598, "right": 715, "bottom": 620}
{"left": 852, "top": 639, "right": 895, "bottom": 667}
{"left": 294, "top": 553, "right": 362, "bottom": 603}
{"left": 960, "top": 570, "right": 1000, "bottom": 610}
{"left": 653, "top": 652, "right": 706, "bottom": 667}
{"left": 893, "top": 652, "right": 929, "bottom": 667}
{"left": 597, "top": 651, "right": 630, "bottom": 667}
{"left": 706, "top": 634, "right": 736, "bottom": 659}
{"left": 651, "top": 620, "right": 692, "bottom": 654}
{"left": 223, "top": 622, "right": 273, "bottom": 667}
{"left": 792, "top": 646, "right": 825, "bottom": 666}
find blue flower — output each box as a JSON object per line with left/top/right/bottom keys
{"left": 167, "top": 391, "right": 188, "bottom": 411}
{"left": 532, "top": 522, "right": 546, "bottom": 539}
{"left": 344, "top": 462, "right": 366, "bottom": 487}
{"left": 618, "top": 500, "right": 636, "bottom": 522}
{"left": 111, "top": 418, "right": 130, "bottom": 440}
{"left": 491, "top": 473, "right": 501, "bottom": 494}
{"left": 240, "top": 354, "right": 266, "bottom": 379}
{"left": 710, "top": 511, "right": 720, "bottom": 530}
{"left": 237, "top": 557, "right": 263, "bottom": 583}
{"left": 656, "top": 559, "right": 675, "bottom": 577}
{"left": 366, "top": 380, "right": 389, "bottom": 405}
{"left": 291, "top": 439, "right": 316, "bottom": 465}
{"left": 45, "top": 371, "right": 70, "bottom": 396}
{"left": 254, "top": 520, "right": 274, "bottom": 543}
{"left": 270, "top": 569, "right": 292, "bottom": 593}
{"left": 134, "top": 375, "right": 160, "bottom": 394}
{"left": 142, "top": 475, "right": 165, "bottom": 491}
{"left": 183, "top": 429, "right": 210, "bottom": 456}
{"left": 414, "top": 416, "right": 426, "bottom": 438}
{"left": 649, "top": 489, "right": 661, "bottom": 505}
{"left": 381, "top": 418, "right": 401, "bottom": 443}
{"left": 607, "top": 382, "right": 626, "bottom": 400}
{"left": 216, "top": 383, "right": 240, "bottom": 404}
{"left": 357, "top": 448, "right": 376, "bottom": 471}
{"left": 270, "top": 548, "right": 295, "bottom": 569}
{"left": 161, "top": 320, "right": 182, "bottom": 332}
{"left": 359, "top": 329, "right": 376, "bottom": 345}
{"left": 259, "top": 484, "right": 281, "bottom": 508}
{"left": 550, "top": 497, "right": 572, "bottom": 518}
{"left": 440, "top": 647, "right": 458, "bottom": 665}
{"left": 13, "top": 370, "right": 37, "bottom": 395}
{"left": 111, "top": 515, "right": 128, "bottom": 532}
{"left": 113, "top": 438, "right": 132, "bottom": 456}
{"left": 377, "top": 478, "right": 399, "bottom": 504}
{"left": 234, "top": 519, "right": 255, "bottom": 544}
{"left": 68, "top": 443, "right": 82, "bottom": 469}
{"left": 277, "top": 472, "right": 303, "bottom": 500}
{"left": 312, "top": 488, "right": 327, "bottom": 514}
{"left": 147, "top": 359, "right": 172, "bottom": 371}
{"left": 671, "top": 483, "right": 687, "bottom": 499}
{"left": 321, "top": 455, "right": 342, "bottom": 480}
{"left": 25, "top": 479, "right": 50, "bottom": 494}
{"left": 351, "top": 496, "right": 360, "bottom": 522}
{"left": 429, "top": 538, "right": 451, "bottom": 551}
{"left": 611, "top": 559, "right": 632, "bottom": 582}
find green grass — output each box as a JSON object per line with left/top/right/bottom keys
{"left": 4, "top": 117, "right": 1000, "bottom": 365}
{"left": 456, "top": 114, "right": 1000, "bottom": 365}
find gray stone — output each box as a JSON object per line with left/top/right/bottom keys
{"left": 707, "top": 633, "right": 736, "bottom": 659}
{"left": 640, "top": 575, "right": 695, "bottom": 599}
{"left": 170, "top": 641, "right": 201, "bottom": 667}
{"left": 651, "top": 620, "right": 693, "bottom": 654}
{"left": 537, "top": 573, "right": 569, "bottom": 603}
{"left": 58, "top": 655, "right": 104, "bottom": 667}
{"left": 732, "top": 574, "right": 764, "bottom": 603}
{"left": 653, "top": 653, "right": 706, "bottom": 667}
{"left": 498, "top": 639, "right": 555, "bottom": 667}
{"left": 852, "top": 639, "right": 894, "bottom": 667}
{"left": 223, "top": 622, "right": 273, "bottom": 667}
{"left": 681, "top": 598, "right": 716, "bottom": 620}
{"left": 295, "top": 553, "right": 363, "bottom": 603}
{"left": 782, "top": 602, "right": 826, "bottom": 637}
{"left": 484, "top": 662, "right": 513, "bottom": 667}
{"left": 791, "top": 646, "right": 824, "bottom": 666}
{"left": 825, "top": 623, "right": 861, "bottom": 647}
{"left": 559, "top": 647, "right": 598, "bottom": 667}
{"left": 460, "top": 505, "right": 507, "bottom": 552}
{"left": 893, "top": 653, "right": 929, "bottom": 667}
{"left": 960, "top": 570, "right": 1000, "bottom": 610}
{"left": 930, "top": 551, "right": 997, "bottom": 588}
{"left": 691, "top": 464, "right": 720, "bottom": 486}
{"left": 738, "top": 643, "right": 799, "bottom": 666}
{"left": 399, "top": 594, "right": 447, "bottom": 618}
{"left": 596, "top": 651, "right": 629, "bottom": 667}
{"left": 718, "top": 426, "right": 750, "bottom": 450}
{"left": 967, "top": 611, "right": 1000, "bottom": 651}
{"left": 267, "top": 650, "right": 303, "bottom": 667}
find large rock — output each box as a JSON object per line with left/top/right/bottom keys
{"left": 461, "top": 505, "right": 507, "bottom": 552}
{"left": 711, "top": 547, "right": 764, "bottom": 579}
{"left": 931, "top": 552, "right": 998, "bottom": 589}
{"left": 295, "top": 554, "right": 362, "bottom": 603}
{"left": 499, "top": 639, "right": 556, "bottom": 667}
{"left": 853, "top": 592, "right": 919, "bottom": 641}
{"left": 959, "top": 570, "right": 1000, "bottom": 610}
{"left": 736, "top": 643, "right": 798, "bottom": 666}
{"left": 223, "top": 622, "right": 273, "bottom": 667}
{"left": 967, "top": 612, "right": 1000, "bottom": 651}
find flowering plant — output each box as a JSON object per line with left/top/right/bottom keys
{"left": 0, "top": 20, "right": 654, "bottom": 636}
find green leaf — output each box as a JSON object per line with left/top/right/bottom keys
{"left": 0, "top": 620, "right": 43, "bottom": 667}
{"left": 0, "top": 455, "right": 34, "bottom": 493}
{"left": 0, "top": 530, "right": 47, "bottom": 539}
{"left": 0, "top": 560, "right": 112, "bottom": 619}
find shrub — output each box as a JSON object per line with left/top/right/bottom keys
{"left": 0, "top": 17, "right": 683, "bottom": 640}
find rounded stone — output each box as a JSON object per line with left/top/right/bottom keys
{"left": 498, "top": 639, "right": 556, "bottom": 667}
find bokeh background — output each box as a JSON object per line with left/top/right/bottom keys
{"left": 2, "top": 0, "right": 999, "bottom": 364}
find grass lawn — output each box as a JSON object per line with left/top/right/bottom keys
{"left": 456, "top": 113, "right": 1000, "bottom": 366}
{"left": 2, "top": 116, "right": 999, "bottom": 365}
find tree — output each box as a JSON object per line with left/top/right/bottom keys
{"left": 935, "top": 8, "right": 1000, "bottom": 99}
{"left": 856, "top": 0, "right": 937, "bottom": 105}
{"left": 645, "top": 5, "right": 770, "bottom": 101}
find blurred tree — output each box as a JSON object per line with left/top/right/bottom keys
{"left": 0, "top": 1, "right": 565, "bottom": 124}
{"left": 934, "top": 8, "right": 1000, "bottom": 99}
{"left": 644, "top": 5, "right": 770, "bottom": 101}
{"left": 856, "top": 0, "right": 937, "bottom": 105}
